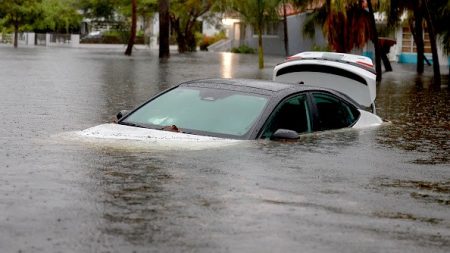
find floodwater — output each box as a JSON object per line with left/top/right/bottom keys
{"left": 0, "top": 46, "right": 449, "bottom": 253}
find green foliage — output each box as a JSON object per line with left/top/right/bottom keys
{"left": 228, "top": 0, "right": 280, "bottom": 30}
{"left": 34, "top": 0, "right": 82, "bottom": 33}
{"left": 0, "top": 0, "right": 42, "bottom": 30}
{"left": 1, "top": 28, "right": 13, "bottom": 43}
{"left": 115, "top": 0, "right": 157, "bottom": 18}
{"left": 379, "top": 0, "right": 449, "bottom": 53}
{"left": 81, "top": 30, "right": 146, "bottom": 44}
{"left": 77, "top": 0, "right": 118, "bottom": 20}
{"left": 137, "top": 29, "right": 145, "bottom": 37}
{"left": 198, "top": 31, "right": 227, "bottom": 51}
{"left": 170, "top": 0, "right": 223, "bottom": 52}
{"left": 302, "top": 7, "right": 327, "bottom": 39}
{"left": 311, "top": 44, "right": 331, "bottom": 51}
{"left": 429, "top": 0, "right": 450, "bottom": 53}
{"left": 0, "top": 0, "right": 82, "bottom": 33}
{"left": 300, "top": 0, "right": 376, "bottom": 53}
{"left": 231, "top": 44, "right": 255, "bottom": 54}
{"left": 96, "top": 28, "right": 133, "bottom": 43}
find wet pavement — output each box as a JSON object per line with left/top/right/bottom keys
{"left": 0, "top": 46, "right": 449, "bottom": 253}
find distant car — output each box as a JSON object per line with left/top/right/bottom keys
{"left": 273, "top": 51, "right": 378, "bottom": 112}
{"left": 82, "top": 31, "right": 103, "bottom": 40}
{"left": 81, "top": 79, "right": 383, "bottom": 141}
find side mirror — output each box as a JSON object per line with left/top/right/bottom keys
{"left": 116, "top": 110, "right": 130, "bottom": 121}
{"left": 271, "top": 129, "right": 299, "bottom": 141}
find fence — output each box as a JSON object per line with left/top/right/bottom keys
{"left": 0, "top": 33, "right": 13, "bottom": 44}
{"left": 35, "top": 33, "right": 46, "bottom": 46}
{"left": 0, "top": 32, "right": 80, "bottom": 47}
{"left": 50, "top": 33, "right": 71, "bottom": 44}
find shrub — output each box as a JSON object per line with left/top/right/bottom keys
{"left": 81, "top": 30, "right": 146, "bottom": 44}
{"left": 199, "top": 31, "right": 227, "bottom": 51}
{"left": 231, "top": 44, "right": 255, "bottom": 54}
{"left": 311, "top": 44, "right": 331, "bottom": 52}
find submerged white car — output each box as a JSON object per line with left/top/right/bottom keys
{"left": 273, "top": 51, "right": 378, "bottom": 112}
{"left": 80, "top": 78, "right": 382, "bottom": 142}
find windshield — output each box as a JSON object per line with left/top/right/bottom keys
{"left": 121, "top": 87, "right": 269, "bottom": 138}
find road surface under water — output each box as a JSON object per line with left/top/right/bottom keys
{"left": 0, "top": 46, "right": 449, "bottom": 253}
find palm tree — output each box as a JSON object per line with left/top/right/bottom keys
{"left": 432, "top": 0, "right": 450, "bottom": 83}
{"left": 387, "top": 0, "right": 426, "bottom": 74}
{"left": 388, "top": 0, "right": 442, "bottom": 87}
{"left": 300, "top": 0, "right": 384, "bottom": 80}
{"left": 437, "top": 1, "right": 450, "bottom": 53}
{"left": 228, "top": 0, "right": 280, "bottom": 69}
{"left": 423, "top": 0, "right": 441, "bottom": 88}
{"left": 125, "top": 0, "right": 137, "bottom": 56}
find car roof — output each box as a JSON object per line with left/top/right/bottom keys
{"left": 180, "top": 78, "right": 312, "bottom": 95}
{"left": 178, "top": 78, "right": 362, "bottom": 108}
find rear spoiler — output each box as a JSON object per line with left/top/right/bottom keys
{"left": 279, "top": 56, "right": 376, "bottom": 75}
{"left": 273, "top": 53, "right": 377, "bottom": 108}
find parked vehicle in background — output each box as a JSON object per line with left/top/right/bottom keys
{"left": 273, "top": 51, "right": 377, "bottom": 113}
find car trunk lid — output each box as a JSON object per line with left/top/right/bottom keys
{"left": 273, "top": 52, "right": 377, "bottom": 109}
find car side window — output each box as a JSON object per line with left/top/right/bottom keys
{"left": 312, "top": 92, "right": 359, "bottom": 131}
{"left": 261, "top": 94, "right": 311, "bottom": 139}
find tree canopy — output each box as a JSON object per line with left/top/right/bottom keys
{"left": 77, "top": 0, "right": 118, "bottom": 20}
{"left": 301, "top": 0, "right": 374, "bottom": 53}
{"left": 228, "top": 0, "right": 281, "bottom": 68}
{"left": 169, "top": 0, "right": 223, "bottom": 53}
{"left": 34, "top": 0, "right": 82, "bottom": 33}
{"left": 429, "top": 0, "right": 450, "bottom": 54}
{"left": 0, "top": 0, "right": 42, "bottom": 47}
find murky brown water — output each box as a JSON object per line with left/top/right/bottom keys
{"left": 0, "top": 46, "right": 449, "bottom": 252}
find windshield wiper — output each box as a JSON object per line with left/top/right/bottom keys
{"left": 160, "top": 125, "right": 181, "bottom": 132}
{"left": 120, "top": 121, "right": 149, "bottom": 129}
{"left": 160, "top": 125, "right": 194, "bottom": 134}
{"left": 122, "top": 122, "right": 193, "bottom": 134}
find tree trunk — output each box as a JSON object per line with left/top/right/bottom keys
{"left": 171, "top": 17, "right": 197, "bottom": 53}
{"left": 125, "top": 0, "right": 137, "bottom": 56}
{"left": 282, "top": 0, "right": 289, "bottom": 57}
{"left": 257, "top": 26, "right": 264, "bottom": 69}
{"left": 186, "top": 31, "right": 196, "bottom": 52}
{"left": 413, "top": 1, "right": 425, "bottom": 74}
{"left": 423, "top": 0, "right": 441, "bottom": 88}
{"left": 158, "top": 0, "right": 170, "bottom": 58}
{"left": 326, "top": 0, "right": 331, "bottom": 12}
{"left": 367, "top": 0, "right": 382, "bottom": 81}
{"left": 171, "top": 18, "right": 188, "bottom": 53}
{"left": 176, "top": 33, "right": 187, "bottom": 53}
{"left": 14, "top": 20, "right": 19, "bottom": 48}
{"left": 381, "top": 52, "right": 392, "bottom": 71}
{"left": 185, "top": 19, "right": 197, "bottom": 52}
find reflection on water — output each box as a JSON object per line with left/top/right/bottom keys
{"left": 221, "top": 52, "right": 233, "bottom": 78}
{"left": 376, "top": 70, "right": 449, "bottom": 164}
{"left": 94, "top": 155, "right": 172, "bottom": 244}
{"left": 373, "top": 177, "right": 450, "bottom": 206}
{"left": 0, "top": 47, "right": 449, "bottom": 252}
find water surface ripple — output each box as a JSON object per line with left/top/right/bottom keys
{"left": 0, "top": 47, "right": 449, "bottom": 253}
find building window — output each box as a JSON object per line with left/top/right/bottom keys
{"left": 402, "top": 26, "right": 431, "bottom": 53}
{"left": 253, "top": 22, "right": 279, "bottom": 37}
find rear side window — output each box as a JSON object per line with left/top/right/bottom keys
{"left": 312, "top": 92, "right": 359, "bottom": 131}
{"left": 261, "top": 94, "right": 311, "bottom": 138}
